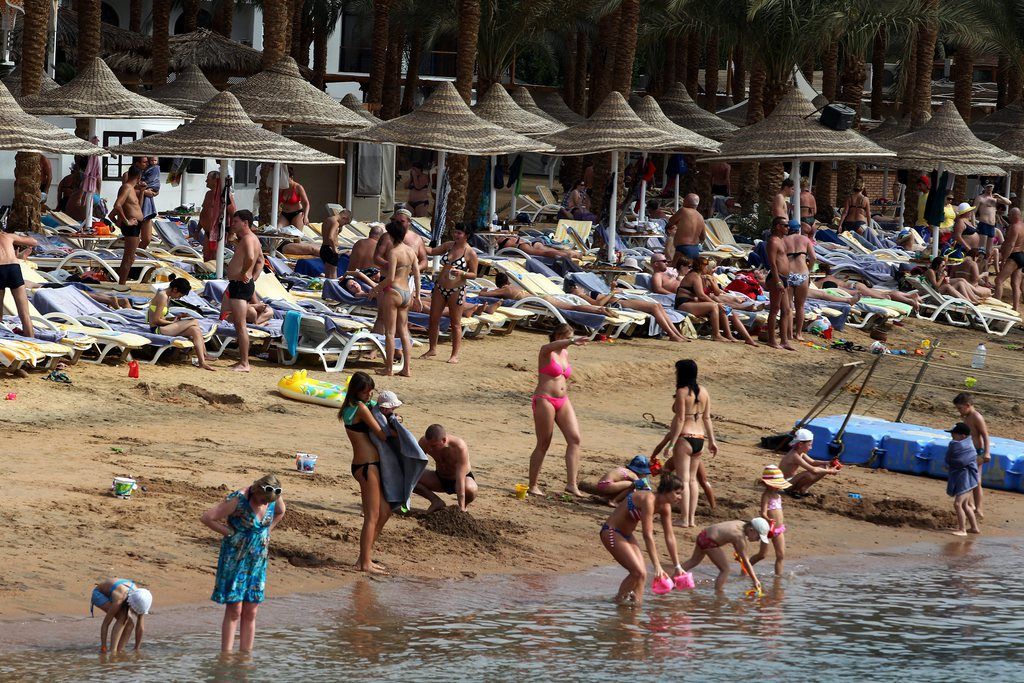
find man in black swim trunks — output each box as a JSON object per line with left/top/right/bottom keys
{"left": 221, "top": 210, "right": 263, "bottom": 372}
{"left": 111, "top": 166, "right": 145, "bottom": 286}
{"left": 0, "top": 228, "right": 38, "bottom": 339}
{"left": 415, "top": 424, "right": 477, "bottom": 513}
{"left": 995, "top": 207, "right": 1024, "bottom": 312}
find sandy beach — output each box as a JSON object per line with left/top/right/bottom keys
{"left": 2, "top": 316, "right": 1022, "bottom": 622}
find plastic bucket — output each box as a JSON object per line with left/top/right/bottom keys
{"left": 112, "top": 477, "right": 136, "bottom": 499}
{"left": 295, "top": 453, "right": 318, "bottom": 473}
{"left": 514, "top": 484, "right": 529, "bottom": 500}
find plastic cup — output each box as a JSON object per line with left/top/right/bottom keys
{"left": 674, "top": 572, "right": 695, "bottom": 590}
{"left": 651, "top": 576, "right": 674, "bottom": 595}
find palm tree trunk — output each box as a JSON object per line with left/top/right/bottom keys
{"left": 612, "top": 0, "right": 639, "bottom": 97}
{"left": 290, "top": 0, "right": 306, "bottom": 62}
{"left": 732, "top": 39, "right": 745, "bottom": 100}
{"left": 837, "top": 52, "right": 866, "bottom": 201}
{"left": 685, "top": 30, "right": 700, "bottom": 97}
{"left": 953, "top": 46, "right": 974, "bottom": 123}
{"left": 588, "top": 9, "right": 619, "bottom": 114}
{"left": 562, "top": 32, "right": 577, "bottom": 106}
{"left": 703, "top": 30, "right": 719, "bottom": 111}
{"left": 182, "top": 0, "right": 200, "bottom": 33}
{"left": 821, "top": 41, "right": 838, "bottom": 102}
{"left": 381, "top": 23, "right": 404, "bottom": 120}
{"left": 212, "top": 0, "right": 234, "bottom": 38}
{"left": 675, "top": 31, "right": 688, "bottom": 88}
{"left": 446, "top": 0, "right": 480, "bottom": 229}
{"left": 870, "top": 29, "right": 886, "bottom": 119}
{"left": 1009, "top": 63, "right": 1023, "bottom": 104}
{"left": 313, "top": 23, "right": 328, "bottom": 90}
{"left": 367, "top": 0, "right": 392, "bottom": 106}
{"left": 129, "top": 0, "right": 142, "bottom": 32}
{"left": 758, "top": 76, "right": 787, "bottom": 217}
{"left": 400, "top": 30, "right": 422, "bottom": 114}
{"left": 77, "top": 0, "right": 100, "bottom": 70}
{"left": 571, "top": 31, "right": 589, "bottom": 113}
{"left": 900, "top": 34, "right": 917, "bottom": 117}
{"left": 13, "top": 0, "right": 48, "bottom": 232}
{"left": 996, "top": 55, "right": 1008, "bottom": 108}
{"left": 261, "top": 0, "right": 289, "bottom": 68}
{"left": 151, "top": 0, "right": 171, "bottom": 85}
{"left": 912, "top": 1, "right": 939, "bottom": 124}
{"left": 662, "top": 35, "right": 677, "bottom": 93}
{"left": 800, "top": 55, "right": 814, "bottom": 88}
{"left": 737, "top": 58, "right": 766, "bottom": 217}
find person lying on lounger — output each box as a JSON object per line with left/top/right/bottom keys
{"left": 494, "top": 233, "right": 584, "bottom": 260}
{"left": 477, "top": 273, "right": 613, "bottom": 316}
{"left": 562, "top": 281, "right": 689, "bottom": 342}
{"left": 147, "top": 277, "right": 216, "bottom": 371}
{"left": 814, "top": 273, "right": 922, "bottom": 313}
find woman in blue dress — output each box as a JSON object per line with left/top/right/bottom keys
{"left": 202, "top": 474, "right": 286, "bottom": 653}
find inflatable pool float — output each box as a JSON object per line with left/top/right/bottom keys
{"left": 277, "top": 369, "right": 347, "bottom": 408}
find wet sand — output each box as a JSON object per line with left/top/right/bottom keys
{"left": 2, "top": 315, "right": 1023, "bottom": 621}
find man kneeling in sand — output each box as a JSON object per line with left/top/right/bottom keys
{"left": 415, "top": 424, "right": 477, "bottom": 513}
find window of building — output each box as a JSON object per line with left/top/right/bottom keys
{"left": 233, "top": 161, "right": 260, "bottom": 187}
{"left": 102, "top": 131, "right": 136, "bottom": 180}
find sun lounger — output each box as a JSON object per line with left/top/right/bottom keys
{"left": 910, "top": 276, "right": 1020, "bottom": 335}
{"left": 517, "top": 194, "right": 560, "bottom": 223}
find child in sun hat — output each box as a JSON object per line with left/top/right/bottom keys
{"left": 750, "top": 465, "right": 791, "bottom": 576}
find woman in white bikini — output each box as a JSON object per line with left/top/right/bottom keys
{"left": 375, "top": 220, "right": 419, "bottom": 377}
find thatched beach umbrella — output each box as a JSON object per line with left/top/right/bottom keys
{"left": 970, "top": 103, "right": 1024, "bottom": 142}
{"left": 707, "top": 86, "right": 895, "bottom": 223}
{"left": 2, "top": 65, "right": 59, "bottom": 102}
{"left": 108, "top": 91, "right": 341, "bottom": 276}
{"left": 14, "top": 7, "right": 148, "bottom": 63}
{"left": 342, "top": 81, "right": 553, "bottom": 240}
{"left": 230, "top": 56, "right": 369, "bottom": 220}
{"left": 0, "top": 82, "right": 103, "bottom": 156}
{"left": 658, "top": 82, "right": 737, "bottom": 141}
{"left": 633, "top": 96, "right": 722, "bottom": 213}
{"left": 341, "top": 93, "right": 383, "bottom": 125}
{"left": 473, "top": 85, "right": 566, "bottom": 220}
{"left": 148, "top": 64, "right": 219, "bottom": 117}
{"left": 865, "top": 117, "right": 911, "bottom": 207}
{"left": 509, "top": 86, "right": 562, "bottom": 126}
{"left": 105, "top": 29, "right": 265, "bottom": 87}
{"left": 540, "top": 91, "right": 705, "bottom": 261}
{"left": 532, "top": 90, "right": 586, "bottom": 127}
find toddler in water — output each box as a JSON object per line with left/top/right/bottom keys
{"left": 90, "top": 577, "right": 152, "bottom": 652}
{"left": 749, "top": 465, "right": 790, "bottom": 575}
{"left": 674, "top": 518, "right": 769, "bottom": 593}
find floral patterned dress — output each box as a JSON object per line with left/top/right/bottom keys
{"left": 211, "top": 490, "right": 276, "bottom": 604}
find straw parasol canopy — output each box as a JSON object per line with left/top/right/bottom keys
{"left": 148, "top": 64, "right": 219, "bottom": 117}
{"left": 0, "top": 83, "right": 104, "bottom": 156}
{"left": 539, "top": 91, "right": 708, "bottom": 156}
{"left": 14, "top": 8, "right": 147, "bottom": 62}
{"left": 706, "top": 86, "right": 895, "bottom": 162}
{"left": 340, "top": 81, "right": 554, "bottom": 155}
{"left": 885, "top": 101, "right": 1022, "bottom": 175}
{"left": 105, "top": 91, "right": 341, "bottom": 165}
{"left": 20, "top": 58, "right": 184, "bottom": 119}
{"left": 532, "top": 90, "right": 586, "bottom": 126}
{"left": 658, "top": 82, "right": 737, "bottom": 141}
{"left": 230, "top": 56, "right": 368, "bottom": 133}
{"left": 969, "top": 103, "right": 1024, "bottom": 142}
{"left": 509, "top": 86, "right": 563, "bottom": 126}
{"left": 865, "top": 116, "right": 911, "bottom": 142}
{"left": 632, "top": 96, "right": 721, "bottom": 153}
{"left": 104, "top": 29, "right": 264, "bottom": 83}
{"left": 989, "top": 126, "right": 1024, "bottom": 160}
{"left": 473, "top": 85, "right": 566, "bottom": 135}
{"left": 288, "top": 93, "right": 384, "bottom": 138}
{"left": 2, "top": 64, "right": 59, "bottom": 101}
{"left": 341, "top": 93, "right": 383, "bottom": 125}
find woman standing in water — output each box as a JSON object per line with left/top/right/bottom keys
{"left": 201, "top": 474, "right": 286, "bottom": 653}
{"left": 528, "top": 324, "right": 587, "bottom": 497}
{"left": 340, "top": 372, "right": 392, "bottom": 574}
{"left": 669, "top": 359, "right": 717, "bottom": 527}
{"left": 376, "top": 220, "right": 419, "bottom": 376}
{"left": 600, "top": 474, "right": 684, "bottom": 605}
{"left": 422, "top": 223, "right": 478, "bottom": 364}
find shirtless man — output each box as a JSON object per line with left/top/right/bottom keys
{"left": 783, "top": 220, "right": 815, "bottom": 339}
{"left": 374, "top": 209, "right": 427, "bottom": 272}
{"left": 199, "top": 170, "right": 235, "bottom": 262}
{"left": 765, "top": 216, "right": 794, "bottom": 350}
{"left": 220, "top": 210, "right": 263, "bottom": 372}
{"left": 347, "top": 222, "right": 383, "bottom": 277}
{"left": 994, "top": 208, "right": 1024, "bottom": 310}
{"left": 952, "top": 202, "right": 980, "bottom": 253}
{"left": 650, "top": 253, "right": 682, "bottom": 294}
{"left": 953, "top": 392, "right": 990, "bottom": 519}
{"left": 771, "top": 178, "right": 794, "bottom": 220}
{"left": 111, "top": 166, "right": 144, "bottom": 286}
{"left": 0, "top": 229, "right": 37, "bottom": 338}
{"left": 415, "top": 424, "right": 477, "bottom": 513}
{"left": 974, "top": 183, "right": 1011, "bottom": 256}
{"left": 779, "top": 428, "right": 839, "bottom": 497}
{"left": 709, "top": 161, "right": 731, "bottom": 196}
{"left": 667, "top": 193, "right": 705, "bottom": 267}
{"left": 318, "top": 209, "right": 352, "bottom": 279}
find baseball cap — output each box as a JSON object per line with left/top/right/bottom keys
{"left": 626, "top": 455, "right": 652, "bottom": 476}
{"left": 377, "top": 390, "right": 403, "bottom": 409}
{"left": 751, "top": 517, "right": 771, "bottom": 544}
{"left": 789, "top": 428, "right": 814, "bottom": 446}
{"left": 946, "top": 422, "right": 971, "bottom": 436}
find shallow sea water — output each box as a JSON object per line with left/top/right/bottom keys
{"left": 1, "top": 537, "right": 1021, "bottom": 682}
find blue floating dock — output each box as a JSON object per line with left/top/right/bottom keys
{"left": 796, "top": 415, "right": 1024, "bottom": 492}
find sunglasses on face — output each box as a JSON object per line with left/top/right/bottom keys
{"left": 260, "top": 484, "right": 282, "bottom": 496}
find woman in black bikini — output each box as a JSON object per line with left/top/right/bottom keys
{"left": 407, "top": 162, "right": 432, "bottom": 217}
{"left": 669, "top": 359, "right": 718, "bottom": 528}
{"left": 838, "top": 178, "right": 870, "bottom": 233}
{"left": 422, "top": 223, "right": 478, "bottom": 364}
{"left": 673, "top": 257, "right": 729, "bottom": 342}
{"left": 340, "top": 372, "right": 392, "bottom": 574}
{"left": 278, "top": 168, "right": 309, "bottom": 229}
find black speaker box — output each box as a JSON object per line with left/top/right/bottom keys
{"left": 821, "top": 103, "right": 855, "bottom": 131}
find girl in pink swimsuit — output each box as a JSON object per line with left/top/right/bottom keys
{"left": 750, "top": 464, "right": 789, "bottom": 576}
{"left": 527, "top": 324, "right": 588, "bottom": 497}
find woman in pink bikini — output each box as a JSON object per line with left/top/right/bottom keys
{"left": 527, "top": 324, "right": 588, "bottom": 497}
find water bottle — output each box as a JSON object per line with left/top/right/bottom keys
{"left": 971, "top": 343, "right": 987, "bottom": 370}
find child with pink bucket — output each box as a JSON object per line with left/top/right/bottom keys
{"left": 750, "top": 464, "right": 790, "bottom": 575}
